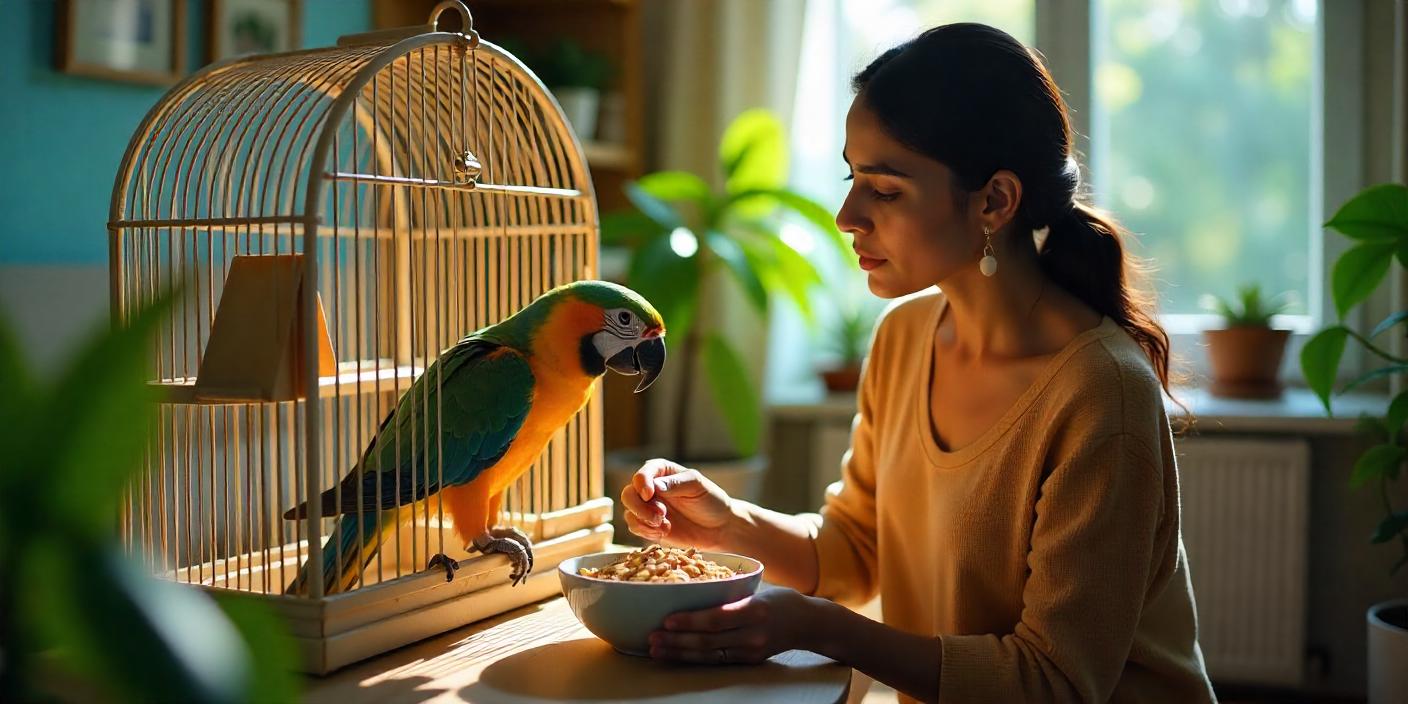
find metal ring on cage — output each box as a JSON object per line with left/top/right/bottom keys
{"left": 430, "top": 0, "right": 480, "bottom": 48}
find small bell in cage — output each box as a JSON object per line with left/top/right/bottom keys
{"left": 453, "top": 148, "right": 482, "bottom": 184}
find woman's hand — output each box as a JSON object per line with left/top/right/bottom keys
{"left": 620, "top": 458, "right": 735, "bottom": 551}
{"left": 648, "top": 588, "right": 821, "bottom": 664}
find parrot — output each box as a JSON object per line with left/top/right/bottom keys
{"left": 284, "top": 280, "right": 666, "bottom": 596}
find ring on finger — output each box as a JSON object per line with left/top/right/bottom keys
{"left": 716, "top": 647, "right": 729, "bottom": 663}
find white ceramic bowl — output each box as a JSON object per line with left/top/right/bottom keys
{"left": 558, "top": 550, "right": 764, "bottom": 656}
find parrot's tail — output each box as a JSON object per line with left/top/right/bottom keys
{"left": 284, "top": 510, "right": 391, "bottom": 596}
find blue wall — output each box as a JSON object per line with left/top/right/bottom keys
{"left": 0, "top": 0, "right": 371, "bottom": 265}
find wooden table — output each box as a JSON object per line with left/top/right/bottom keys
{"left": 305, "top": 595, "right": 852, "bottom": 703}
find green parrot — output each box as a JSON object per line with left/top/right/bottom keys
{"left": 285, "top": 280, "right": 665, "bottom": 596}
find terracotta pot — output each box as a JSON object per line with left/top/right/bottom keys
{"left": 1203, "top": 327, "right": 1290, "bottom": 399}
{"left": 819, "top": 365, "right": 862, "bottom": 393}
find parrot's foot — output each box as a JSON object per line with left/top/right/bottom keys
{"left": 427, "top": 553, "right": 459, "bottom": 583}
{"left": 472, "top": 533, "right": 532, "bottom": 586}
{"left": 489, "top": 526, "right": 535, "bottom": 576}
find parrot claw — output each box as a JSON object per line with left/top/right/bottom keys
{"left": 472, "top": 534, "right": 533, "bottom": 586}
{"left": 427, "top": 553, "right": 459, "bottom": 582}
{"left": 490, "top": 526, "right": 535, "bottom": 576}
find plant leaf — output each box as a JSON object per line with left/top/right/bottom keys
{"left": 1324, "top": 183, "right": 1408, "bottom": 241}
{"left": 1300, "top": 326, "right": 1349, "bottom": 413}
{"left": 702, "top": 334, "right": 761, "bottom": 457}
{"left": 627, "top": 235, "right": 700, "bottom": 348}
{"left": 719, "top": 109, "right": 787, "bottom": 195}
{"left": 764, "top": 234, "right": 823, "bottom": 324}
{"left": 1351, "top": 444, "right": 1406, "bottom": 488}
{"left": 636, "top": 170, "right": 712, "bottom": 204}
{"left": 624, "top": 181, "right": 683, "bottom": 230}
{"left": 35, "top": 293, "right": 174, "bottom": 538}
{"left": 1356, "top": 415, "right": 1391, "bottom": 444}
{"left": 599, "top": 209, "right": 664, "bottom": 248}
{"left": 25, "top": 541, "right": 251, "bottom": 704}
{"left": 0, "top": 306, "right": 33, "bottom": 496}
{"left": 1371, "top": 510, "right": 1408, "bottom": 544}
{"left": 1332, "top": 241, "right": 1395, "bottom": 319}
{"left": 733, "top": 220, "right": 821, "bottom": 326}
{"left": 729, "top": 187, "right": 852, "bottom": 264}
{"left": 1341, "top": 364, "right": 1408, "bottom": 394}
{"left": 214, "top": 594, "right": 301, "bottom": 703}
{"left": 1389, "top": 391, "right": 1408, "bottom": 439}
{"left": 1371, "top": 311, "right": 1408, "bottom": 340}
{"left": 704, "top": 230, "right": 768, "bottom": 315}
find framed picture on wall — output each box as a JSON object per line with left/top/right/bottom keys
{"left": 58, "top": 0, "right": 186, "bottom": 85}
{"left": 208, "top": 0, "right": 301, "bottom": 62}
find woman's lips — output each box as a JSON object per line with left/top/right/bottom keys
{"left": 858, "top": 255, "right": 886, "bottom": 271}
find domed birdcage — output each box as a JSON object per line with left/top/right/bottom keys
{"left": 108, "top": 0, "right": 610, "bottom": 673}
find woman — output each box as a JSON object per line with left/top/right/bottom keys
{"left": 621, "top": 24, "right": 1215, "bottom": 703}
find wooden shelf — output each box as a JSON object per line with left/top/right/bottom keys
{"left": 151, "top": 362, "right": 425, "bottom": 404}
{"left": 582, "top": 140, "right": 635, "bottom": 170}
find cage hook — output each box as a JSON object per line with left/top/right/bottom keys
{"left": 430, "top": 0, "right": 480, "bottom": 48}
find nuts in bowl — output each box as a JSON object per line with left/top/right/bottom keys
{"left": 558, "top": 546, "right": 763, "bottom": 656}
{"left": 577, "top": 545, "right": 736, "bottom": 583}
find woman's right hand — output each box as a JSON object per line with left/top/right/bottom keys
{"left": 620, "top": 458, "right": 735, "bottom": 551}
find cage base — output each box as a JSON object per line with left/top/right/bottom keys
{"left": 180, "top": 498, "right": 616, "bottom": 674}
{"left": 207, "top": 524, "right": 610, "bottom": 674}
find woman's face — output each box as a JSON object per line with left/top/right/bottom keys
{"left": 835, "top": 99, "right": 980, "bottom": 298}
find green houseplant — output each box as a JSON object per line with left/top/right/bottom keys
{"left": 601, "top": 108, "right": 848, "bottom": 464}
{"left": 1298, "top": 182, "right": 1408, "bottom": 701}
{"left": 817, "top": 284, "right": 883, "bottom": 393}
{"left": 1201, "top": 283, "right": 1292, "bottom": 398}
{"left": 536, "top": 39, "right": 612, "bottom": 140}
{"left": 0, "top": 296, "right": 297, "bottom": 703}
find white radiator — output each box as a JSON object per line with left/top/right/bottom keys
{"left": 1176, "top": 437, "right": 1311, "bottom": 687}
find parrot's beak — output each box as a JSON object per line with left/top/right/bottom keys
{"left": 633, "top": 336, "right": 665, "bottom": 392}
{"left": 605, "top": 336, "right": 666, "bottom": 393}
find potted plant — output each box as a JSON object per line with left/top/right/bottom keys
{"left": 1201, "top": 283, "right": 1293, "bottom": 398}
{"left": 535, "top": 39, "right": 611, "bottom": 141}
{"left": 599, "top": 108, "right": 848, "bottom": 507}
{"left": 816, "top": 285, "right": 882, "bottom": 394}
{"left": 1299, "top": 183, "right": 1408, "bottom": 703}
{"left": 0, "top": 296, "right": 297, "bottom": 703}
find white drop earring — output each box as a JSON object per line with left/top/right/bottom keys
{"left": 979, "top": 226, "right": 998, "bottom": 277}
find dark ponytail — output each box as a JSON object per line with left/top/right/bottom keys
{"left": 853, "top": 23, "right": 1173, "bottom": 395}
{"left": 1042, "top": 203, "right": 1172, "bottom": 393}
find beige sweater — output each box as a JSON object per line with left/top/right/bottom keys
{"left": 806, "top": 290, "right": 1215, "bottom": 703}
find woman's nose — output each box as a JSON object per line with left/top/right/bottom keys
{"left": 834, "top": 190, "right": 869, "bottom": 238}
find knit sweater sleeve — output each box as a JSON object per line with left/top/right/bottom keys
{"left": 801, "top": 317, "right": 888, "bottom": 607}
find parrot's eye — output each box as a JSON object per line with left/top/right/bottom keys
{"left": 618, "top": 311, "right": 632, "bottom": 325}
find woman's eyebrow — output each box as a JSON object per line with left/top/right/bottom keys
{"left": 841, "top": 151, "right": 912, "bottom": 178}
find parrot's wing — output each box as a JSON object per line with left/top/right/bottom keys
{"left": 332, "top": 338, "right": 534, "bottom": 514}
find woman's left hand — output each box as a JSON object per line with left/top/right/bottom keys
{"left": 649, "top": 588, "right": 821, "bottom": 664}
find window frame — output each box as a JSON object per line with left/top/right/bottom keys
{"left": 1039, "top": 0, "right": 1369, "bottom": 384}
{"left": 767, "top": 0, "right": 1377, "bottom": 405}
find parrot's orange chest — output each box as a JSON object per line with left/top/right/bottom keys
{"left": 480, "top": 302, "right": 601, "bottom": 494}
{"left": 480, "top": 365, "right": 595, "bottom": 494}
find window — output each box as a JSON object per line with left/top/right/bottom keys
{"left": 769, "top": 0, "right": 1034, "bottom": 402}
{"left": 771, "top": 0, "right": 1335, "bottom": 402}
{"left": 1090, "top": 0, "right": 1318, "bottom": 324}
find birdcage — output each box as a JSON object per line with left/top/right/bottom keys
{"left": 108, "top": 1, "right": 613, "bottom": 674}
